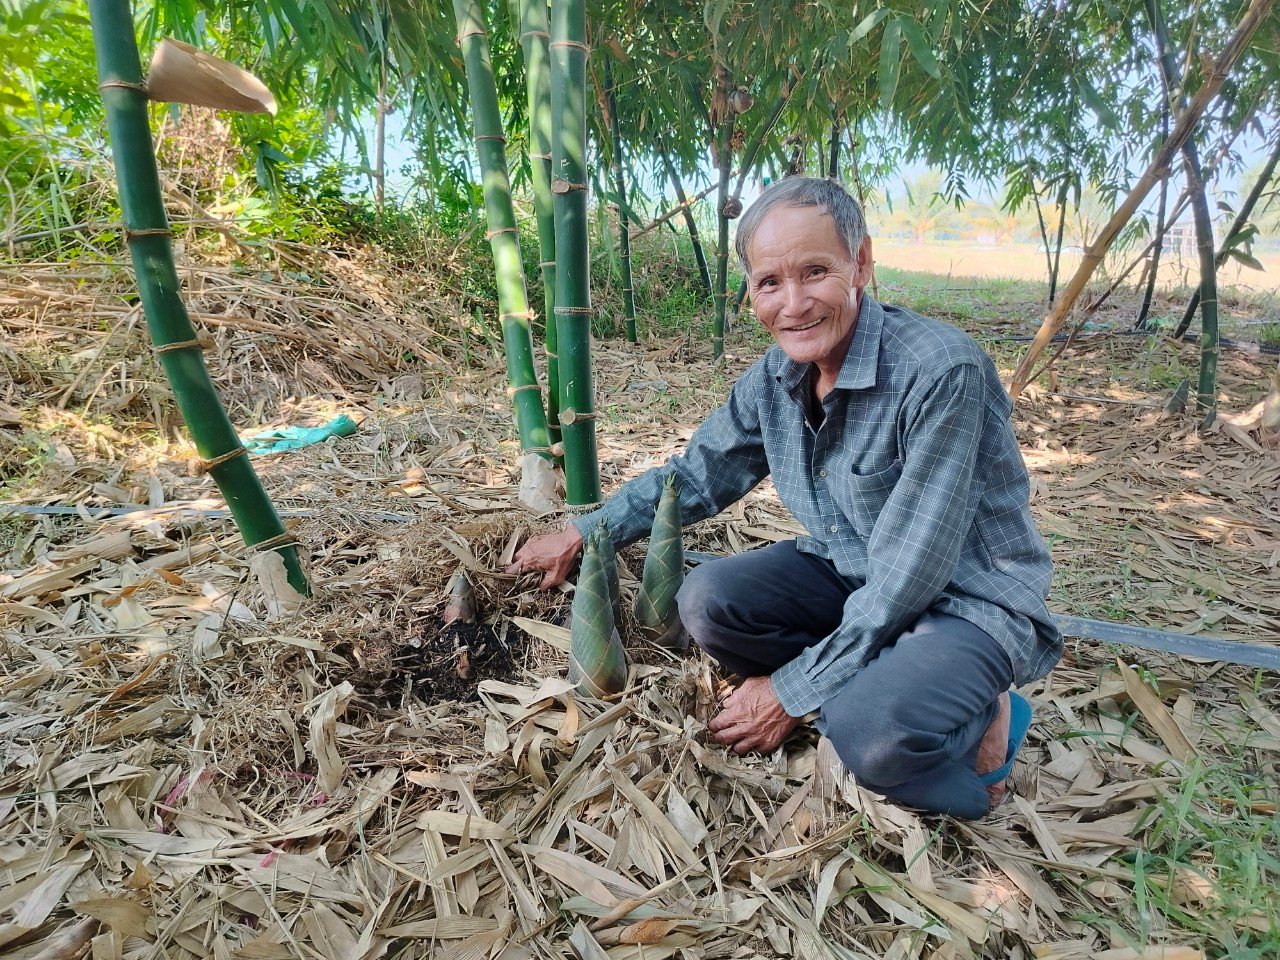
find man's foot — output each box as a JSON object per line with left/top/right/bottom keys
{"left": 976, "top": 691, "right": 1012, "bottom": 809}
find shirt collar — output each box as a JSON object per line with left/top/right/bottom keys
{"left": 776, "top": 292, "right": 885, "bottom": 394}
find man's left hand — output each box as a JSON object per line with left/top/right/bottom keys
{"left": 708, "top": 676, "right": 800, "bottom": 755}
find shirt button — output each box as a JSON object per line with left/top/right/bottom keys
{"left": 818, "top": 468, "right": 828, "bottom": 478}
{"left": 828, "top": 524, "right": 839, "bottom": 534}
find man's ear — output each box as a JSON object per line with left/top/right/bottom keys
{"left": 853, "top": 235, "right": 874, "bottom": 290}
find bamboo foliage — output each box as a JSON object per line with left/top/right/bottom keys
{"left": 86, "top": 0, "right": 307, "bottom": 595}
{"left": 1007, "top": 0, "right": 1275, "bottom": 402}
{"left": 550, "top": 0, "right": 601, "bottom": 505}
{"left": 452, "top": 0, "right": 553, "bottom": 457}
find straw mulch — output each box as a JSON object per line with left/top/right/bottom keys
{"left": 2, "top": 255, "right": 1279, "bottom": 959}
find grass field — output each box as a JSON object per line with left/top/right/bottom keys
{"left": 874, "top": 240, "right": 1280, "bottom": 296}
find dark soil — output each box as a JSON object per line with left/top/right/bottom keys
{"left": 394, "top": 616, "right": 519, "bottom": 704}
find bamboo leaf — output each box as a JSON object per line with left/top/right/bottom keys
{"left": 848, "top": 8, "right": 889, "bottom": 49}
{"left": 899, "top": 19, "right": 941, "bottom": 79}
{"left": 878, "top": 18, "right": 902, "bottom": 108}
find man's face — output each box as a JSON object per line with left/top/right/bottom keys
{"left": 746, "top": 205, "right": 872, "bottom": 368}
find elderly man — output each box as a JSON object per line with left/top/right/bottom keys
{"left": 510, "top": 177, "right": 1060, "bottom": 819}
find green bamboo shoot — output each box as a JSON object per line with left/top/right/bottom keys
{"left": 635, "top": 476, "right": 685, "bottom": 650}
{"left": 87, "top": 0, "right": 306, "bottom": 594}
{"left": 591, "top": 521, "right": 621, "bottom": 622}
{"left": 550, "top": 0, "right": 601, "bottom": 504}
{"left": 516, "top": 0, "right": 561, "bottom": 447}
{"left": 569, "top": 532, "right": 627, "bottom": 697}
{"left": 454, "top": 0, "right": 553, "bottom": 455}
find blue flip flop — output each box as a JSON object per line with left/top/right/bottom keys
{"left": 979, "top": 690, "right": 1032, "bottom": 788}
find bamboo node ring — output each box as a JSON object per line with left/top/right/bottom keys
{"left": 190, "top": 445, "right": 248, "bottom": 476}
{"left": 250, "top": 531, "right": 298, "bottom": 553}
{"left": 506, "top": 383, "right": 542, "bottom": 396}
{"left": 475, "top": 134, "right": 507, "bottom": 142}
{"left": 456, "top": 29, "right": 487, "bottom": 42}
{"left": 519, "top": 30, "right": 551, "bottom": 41}
{"left": 125, "top": 227, "right": 173, "bottom": 241}
{"left": 549, "top": 40, "right": 591, "bottom": 53}
{"left": 500, "top": 310, "right": 537, "bottom": 321}
{"left": 558, "top": 408, "right": 598, "bottom": 425}
{"left": 153, "top": 337, "right": 209, "bottom": 355}
{"left": 551, "top": 179, "right": 588, "bottom": 194}
{"left": 99, "top": 80, "right": 148, "bottom": 94}
{"left": 554, "top": 306, "right": 594, "bottom": 315}
{"left": 484, "top": 227, "right": 519, "bottom": 239}
{"left": 538, "top": 260, "right": 556, "bottom": 267}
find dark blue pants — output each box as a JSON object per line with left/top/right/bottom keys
{"left": 677, "top": 540, "right": 1013, "bottom": 819}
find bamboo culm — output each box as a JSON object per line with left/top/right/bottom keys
{"left": 1176, "top": 132, "right": 1280, "bottom": 335}
{"left": 550, "top": 0, "right": 601, "bottom": 504}
{"left": 711, "top": 88, "right": 734, "bottom": 361}
{"left": 604, "top": 57, "right": 637, "bottom": 342}
{"left": 1146, "top": 0, "right": 1218, "bottom": 411}
{"left": 1136, "top": 82, "right": 1171, "bottom": 331}
{"left": 454, "top": 0, "right": 553, "bottom": 455}
{"left": 659, "top": 149, "right": 713, "bottom": 300}
{"left": 87, "top": 0, "right": 307, "bottom": 594}
{"left": 516, "top": 0, "right": 561, "bottom": 448}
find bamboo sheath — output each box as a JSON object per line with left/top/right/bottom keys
{"left": 454, "top": 0, "right": 552, "bottom": 458}
{"left": 86, "top": 0, "right": 307, "bottom": 594}
{"left": 517, "top": 0, "right": 561, "bottom": 448}
{"left": 550, "top": 0, "right": 601, "bottom": 505}
{"left": 569, "top": 530, "right": 627, "bottom": 697}
{"left": 635, "top": 476, "right": 685, "bottom": 650}
{"left": 1008, "top": 0, "right": 1275, "bottom": 400}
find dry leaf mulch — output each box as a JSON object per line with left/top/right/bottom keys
{"left": 2, "top": 298, "right": 1280, "bottom": 959}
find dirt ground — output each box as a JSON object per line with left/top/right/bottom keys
{"left": 1, "top": 245, "right": 1279, "bottom": 959}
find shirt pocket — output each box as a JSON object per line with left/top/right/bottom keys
{"left": 835, "top": 460, "right": 903, "bottom": 536}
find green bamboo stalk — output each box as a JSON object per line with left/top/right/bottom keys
{"left": 569, "top": 530, "right": 627, "bottom": 698}
{"left": 1177, "top": 132, "right": 1280, "bottom": 332}
{"left": 712, "top": 104, "right": 733, "bottom": 361}
{"left": 516, "top": 0, "right": 561, "bottom": 448}
{"left": 550, "top": 0, "right": 601, "bottom": 504}
{"left": 603, "top": 56, "right": 637, "bottom": 343}
{"left": 1145, "top": 0, "right": 1218, "bottom": 412}
{"left": 87, "top": 0, "right": 306, "bottom": 594}
{"left": 635, "top": 476, "right": 685, "bottom": 650}
{"left": 454, "top": 0, "right": 553, "bottom": 456}
{"left": 659, "top": 148, "right": 712, "bottom": 300}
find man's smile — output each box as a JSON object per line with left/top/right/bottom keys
{"left": 784, "top": 316, "right": 827, "bottom": 332}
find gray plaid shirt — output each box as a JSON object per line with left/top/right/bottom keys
{"left": 573, "top": 294, "right": 1061, "bottom": 716}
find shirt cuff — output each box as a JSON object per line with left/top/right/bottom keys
{"left": 770, "top": 658, "right": 824, "bottom": 717}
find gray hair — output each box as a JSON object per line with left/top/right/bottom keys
{"left": 734, "top": 176, "right": 868, "bottom": 275}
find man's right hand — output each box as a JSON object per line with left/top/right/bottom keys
{"left": 506, "top": 525, "right": 584, "bottom": 590}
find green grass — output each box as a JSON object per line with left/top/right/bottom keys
{"left": 1114, "top": 758, "right": 1280, "bottom": 957}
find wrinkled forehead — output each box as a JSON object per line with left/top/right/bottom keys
{"left": 748, "top": 205, "right": 850, "bottom": 260}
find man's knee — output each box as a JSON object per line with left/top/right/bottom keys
{"left": 825, "top": 696, "right": 920, "bottom": 789}
{"left": 676, "top": 562, "right": 735, "bottom": 640}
